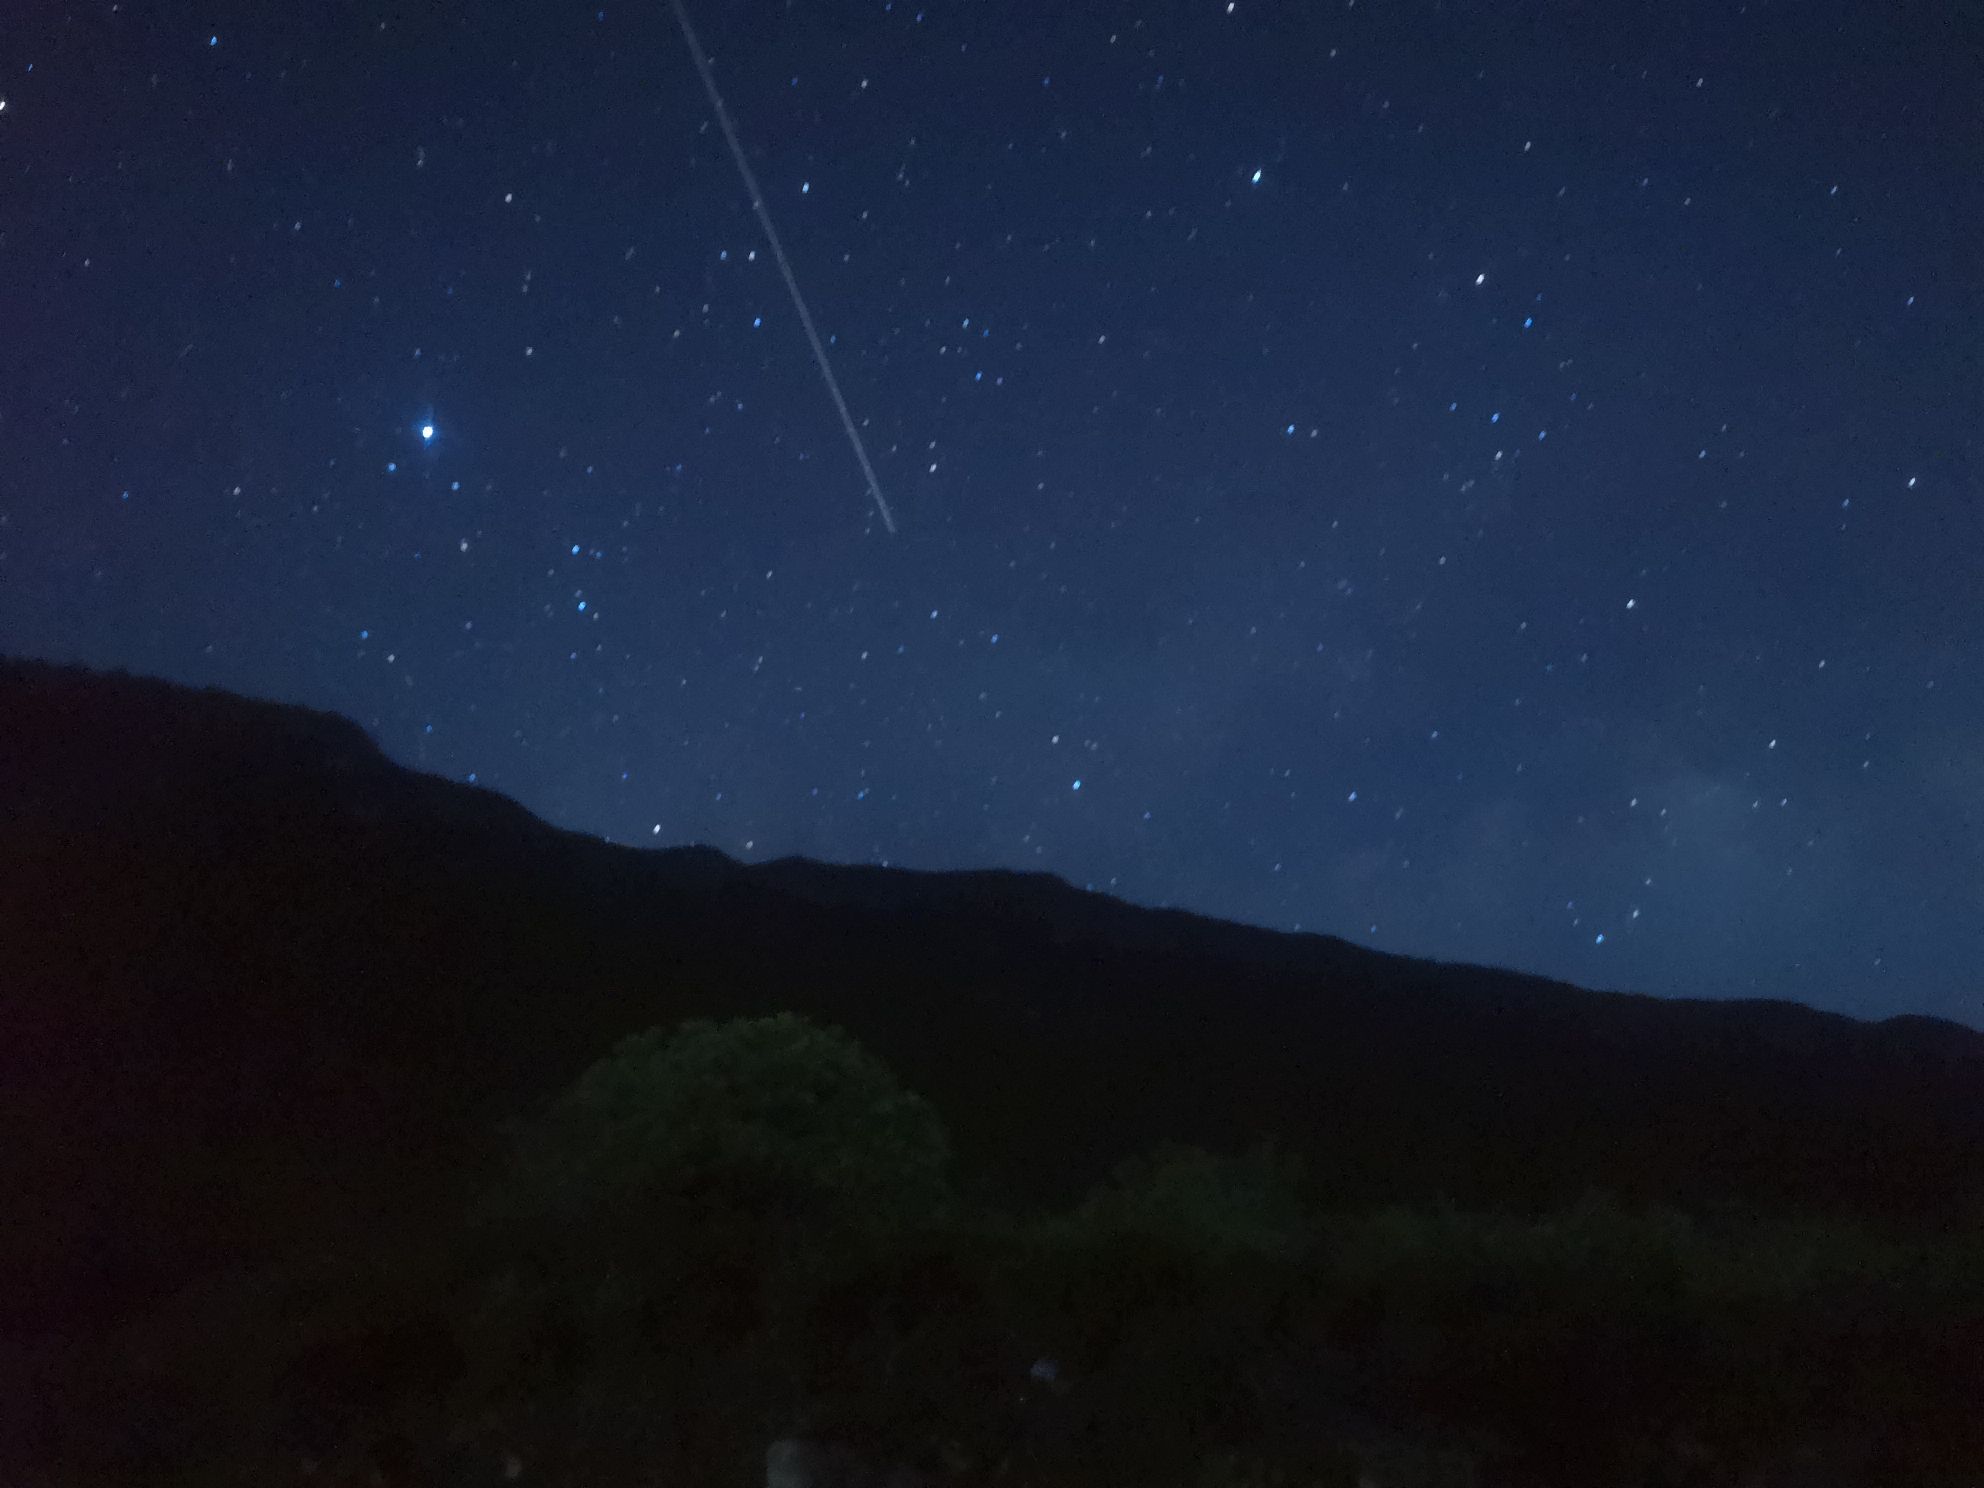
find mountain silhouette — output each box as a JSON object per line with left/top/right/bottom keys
{"left": 4, "top": 654, "right": 1980, "bottom": 1352}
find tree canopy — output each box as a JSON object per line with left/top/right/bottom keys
{"left": 498, "top": 1012, "right": 954, "bottom": 1262}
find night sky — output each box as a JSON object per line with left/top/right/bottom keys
{"left": 5, "top": 1, "right": 1979, "bottom": 1026}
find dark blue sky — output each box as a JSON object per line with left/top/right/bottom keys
{"left": 5, "top": 0, "right": 1979, "bottom": 1025}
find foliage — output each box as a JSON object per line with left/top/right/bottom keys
{"left": 456, "top": 1014, "right": 957, "bottom": 1481}
{"left": 492, "top": 1012, "right": 954, "bottom": 1264}
{"left": 49, "top": 1007, "right": 1984, "bottom": 1487}
{"left": 1070, "top": 1141, "right": 1314, "bottom": 1260}
{"left": 1310, "top": 1193, "right": 1984, "bottom": 1482}
{"left": 467, "top": 1046, "right": 1984, "bottom": 1488}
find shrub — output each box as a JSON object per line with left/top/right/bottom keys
{"left": 1072, "top": 1141, "right": 1313, "bottom": 1260}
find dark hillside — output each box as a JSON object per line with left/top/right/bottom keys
{"left": 3, "top": 654, "right": 1980, "bottom": 1347}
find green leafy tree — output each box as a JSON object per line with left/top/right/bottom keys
{"left": 463, "top": 1014, "right": 956, "bottom": 1481}
{"left": 501, "top": 1012, "right": 952, "bottom": 1257}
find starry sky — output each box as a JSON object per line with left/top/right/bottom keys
{"left": 4, "top": 0, "right": 1980, "bottom": 1026}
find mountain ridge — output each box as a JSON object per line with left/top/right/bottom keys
{"left": 4, "top": 651, "right": 1970, "bottom": 1039}
{"left": 4, "top": 654, "right": 1981, "bottom": 1347}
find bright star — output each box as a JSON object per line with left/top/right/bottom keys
{"left": 420, "top": 423, "right": 435, "bottom": 442}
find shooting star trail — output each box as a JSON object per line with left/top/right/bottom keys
{"left": 668, "top": 0, "right": 899, "bottom": 535}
